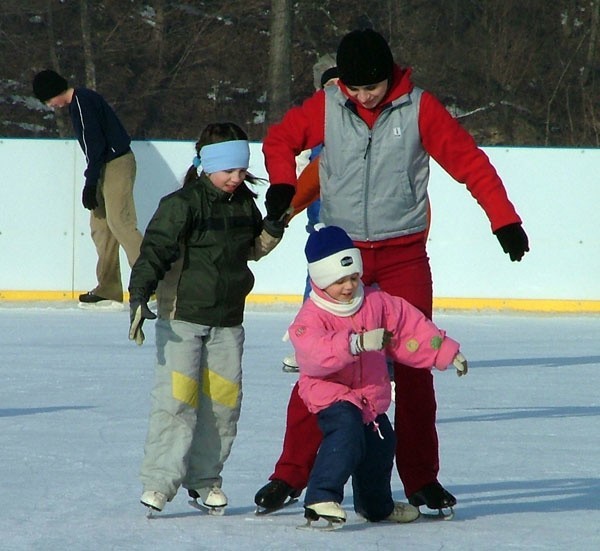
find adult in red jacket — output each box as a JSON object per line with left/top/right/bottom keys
{"left": 257, "top": 29, "right": 529, "bottom": 514}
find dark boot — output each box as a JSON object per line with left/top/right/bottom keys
{"left": 408, "top": 481, "right": 457, "bottom": 510}
{"left": 254, "top": 479, "right": 301, "bottom": 510}
{"left": 79, "top": 291, "right": 110, "bottom": 303}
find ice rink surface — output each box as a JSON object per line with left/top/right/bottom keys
{"left": 0, "top": 303, "right": 598, "bottom": 550}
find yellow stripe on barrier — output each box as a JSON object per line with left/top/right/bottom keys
{"left": 245, "top": 294, "right": 303, "bottom": 306}
{"left": 432, "top": 297, "right": 600, "bottom": 314}
{"left": 0, "top": 291, "right": 599, "bottom": 313}
{"left": 202, "top": 368, "right": 239, "bottom": 409}
{"left": 0, "top": 291, "right": 76, "bottom": 301}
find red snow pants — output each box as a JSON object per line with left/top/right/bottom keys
{"left": 269, "top": 236, "right": 439, "bottom": 497}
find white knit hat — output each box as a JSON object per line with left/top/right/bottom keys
{"left": 305, "top": 224, "right": 363, "bottom": 289}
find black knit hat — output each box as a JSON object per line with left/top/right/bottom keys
{"left": 336, "top": 29, "right": 393, "bottom": 86}
{"left": 32, "top": 70, "right": 68, "bottom": 102}
{"left": 320, "top": 67, "right": 339, "bottom": 88}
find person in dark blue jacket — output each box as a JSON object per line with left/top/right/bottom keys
{"left": 33, "top": 70, "right": 143, "bottom": 305}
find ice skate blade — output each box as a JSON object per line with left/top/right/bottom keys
{"left": 143, "top": 505, "right": 160, "bottom": 519}
{"left": 78, "top": 300, "right": 125, "bottom": 311}
{"left": 296, "top": 516, "right": 345, "bottom": 531}
{"left": 188, "top": 499, "right": 226, "bottom": 516}
{"left": 255, "top": 497, "right": 298, "bottom": 516}
{"left": 419, "top": 506, "right": 454, "bottom": 520}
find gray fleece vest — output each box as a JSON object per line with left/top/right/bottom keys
{"left": 320, "top": 85, "right": 430, "bottom": 242}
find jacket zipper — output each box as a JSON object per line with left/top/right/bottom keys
{"left": 363, "top": 131, "right": 372, "bottom": 160}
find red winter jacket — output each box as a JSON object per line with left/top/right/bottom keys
{"left": 263, "top": 64, "right": 521, "bottom": 235}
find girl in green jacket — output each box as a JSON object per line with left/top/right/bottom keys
{"left": 128, "top": 122, "right": 282, "bottom": 515}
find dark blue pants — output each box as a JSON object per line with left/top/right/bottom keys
{"left": 304, "top": 401, "right": 396, "bottom": 522}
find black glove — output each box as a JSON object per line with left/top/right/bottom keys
{"left": 262, "top": 216, "right": 286, "bottom": 238}
{"left": 129, "top": 298, "right": 157, "bottom": 346}
{"left": 265, "top": 184, "right": 295, "bottom": 221}
{"left": 494, "top": 223, "right": 529, "bottom": 262}
{"left": 82, "top": 185, "right": 99, "bottom": 210}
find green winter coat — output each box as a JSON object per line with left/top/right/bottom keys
{"left": 129, "top": 174, "right": 278, "bottom": 327}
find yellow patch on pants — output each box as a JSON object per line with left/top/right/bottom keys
{"left": 172, "top": 371, "right": 199, "bottom": 408}
{"left": 202, "top": 368, "right": 239, "bottom": 408}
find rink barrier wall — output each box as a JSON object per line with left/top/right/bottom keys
{"left": 1, "top": 139, "right": 599, "bottom": 313}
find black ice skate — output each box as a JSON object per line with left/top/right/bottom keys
{"left": 408, "top": 481, "right": 456, "bottom": 520}
{"left": 254, "top": 479, "right": 301, "bottom": 515}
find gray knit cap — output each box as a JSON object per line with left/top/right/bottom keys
{"left": 312, "top": 53, "right": 337, "bottom": 90}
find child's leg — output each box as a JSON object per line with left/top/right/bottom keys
{"left": 184, "top": 325, "right": 244, "bottom": 493}
{"left": 352, "top": 414, "right": 396, "bottom": 521}
{"left": 269, "top": 382, "right": 321, "bottom": 490}
{"left": 304, "top": 402, "right": 364, "bottom": 506}
{"left": 140, "top": 319, "right": 205, "bottom": 499}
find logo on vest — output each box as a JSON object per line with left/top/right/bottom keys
{"left": 393, "top": 127, "right": 402, "bottom": 136}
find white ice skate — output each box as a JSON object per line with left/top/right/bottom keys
{"left": 282, "top": 354, "right": 299, "bottom": 373}
{"left": 298, "top": 501, "right": 346, "bottom": 530}
{"left": 384, "top": 501, "right": 420, "bottom": 523}
{"left": 141, "top": 491, "right": 167, "bottom": 517}
{"left": 188, "top": 487, "right": 228, "bottom": 516}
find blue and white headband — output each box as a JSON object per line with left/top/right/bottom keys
{"left": 198, "top": 140, "right": 250, "bottom": 173}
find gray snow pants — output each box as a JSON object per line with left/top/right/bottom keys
{"left": 140, "top": 319, "right": 244, "bottom": 500}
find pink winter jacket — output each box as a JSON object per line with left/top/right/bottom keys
{"left": 289, "top": 286, "right": 461, "bottom": 424}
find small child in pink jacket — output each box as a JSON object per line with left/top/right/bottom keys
{"left": 290, "top": 224, "right": 467, "bottom": 528}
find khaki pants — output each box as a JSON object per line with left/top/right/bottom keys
{"left": 89, "top": 151, "right": 142, "bottom": 301}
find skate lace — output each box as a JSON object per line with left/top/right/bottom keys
{"left": 208, "top": 488, "right": 224, "bottom": 498}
